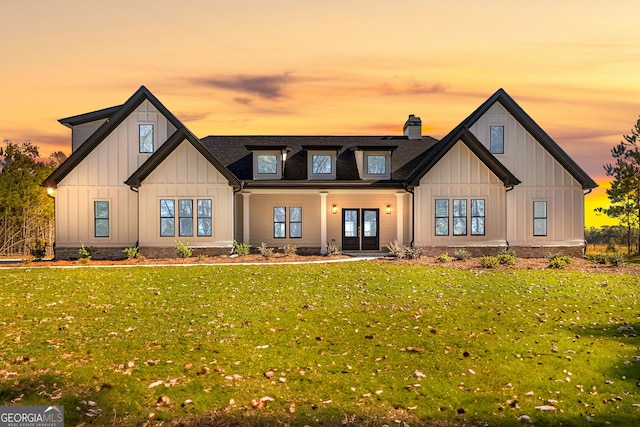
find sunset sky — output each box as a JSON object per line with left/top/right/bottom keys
{"left": 2, "top": 0, "right": 640, "bottom": 227}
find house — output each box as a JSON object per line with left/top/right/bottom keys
{"left": 42, "top": 86, "right": 597, "bottom": 259}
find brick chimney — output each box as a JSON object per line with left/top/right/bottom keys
{"left": 403, "top": 114, "right": 422, "bottom": 140}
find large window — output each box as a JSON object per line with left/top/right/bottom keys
{"left": 179, "top": 200, "right": 193, "bottom": 237}
{"left": 435, "top": 199, "right": 449, "bottom": 236}
{"left": 139, "top": 124, "right": 154, "bottom": 153}
{"left": 274, "top": 206, "right": 302, "bottom": 239}
{"left": 490, "top": 125, "right": 504, "bottom": 154}
{"left": 453, "top": 199, "right": 467, "bottom": 236}
{"left": 533, "top": 201, "right": 547, "bottom": 236}
{"left": 94, "top": 201, "right": 109, "bottom": 238}
{"left": 197, "top": 199, "right": 212, "bottom": 237}
{"left": 435, "top": 198, "right": 486, "bottom": 236}
{"left": 257, "top": 154, "right": 278, "bottom": 174}
{"left": 160, "top": 199, "right": 212, "bottom": 238}
{"left": 471, "top": 199, "right": 485, "bottom": 235}
{"left": 160, "top": 199, "right": 175, "bottom": 237}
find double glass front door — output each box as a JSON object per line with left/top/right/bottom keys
{"left": 342, "top": 208, "right": 379, "bottom": 251}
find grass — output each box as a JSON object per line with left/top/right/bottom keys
{"left": 0, "top": 263, "right": 639, "bottom": 426}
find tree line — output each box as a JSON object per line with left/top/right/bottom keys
{"left": 0, "top": 139, "right": 65, "bottom": 257}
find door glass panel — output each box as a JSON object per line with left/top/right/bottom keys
{"left": 344, "top": 210, "right": 358, "bottom": 237}
{"left": 363, "top": 210, "right": 377, "bottom": 237}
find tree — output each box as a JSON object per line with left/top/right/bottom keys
{"left": 0, "top": 139, "right": 59, "bottom": 256}
{"left": 596, "top": 117, "right": 640, "bottom": 254}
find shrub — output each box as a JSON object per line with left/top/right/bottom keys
{"left": 79, "top": 244, "right": 93, "bottom": 260}
{"left": 587, "top": 253, "right": 608, "bottom": 264}
{"left": 588, "top": 253, "right": 625, "bottom": 267}
{"left": 282, "top": 244, "right": 298, "bottom": 256}
{"left": 123, "top": 246, "right": 140, "bottom": 260}
{"left": 608, "top": 253, "right": 626, "bottom": 267}
{"left": 404, "top": 246, "right": 422, "bottom": 259}
{"left": 435, "top": 253, "right": 452, "bottom": 263}
{"left": 258, "top": 242, "right": 274, "bottom": 258}
{"left": 196, "top": 254, "right": 206, "bottom": 263}
{"left": 548, "top": 253, "right": 573, "bottom": 269}
{"left": 326, "top": 241, "right": 342, "bottom": 257}
{"left": 231, "top": 240, "right": 251, "bottom": 256}
{"left": 479, "top": 256, "right": 500, "bottom": 268}
{"left": 29, "top": 238, "right": 47, "bottom": 261}
{"left": 386, "top": 240, "right": 406, "bottom": 258}
{"left": 453, "top": 248, "right": 471, "bottom": 260}
{"left": 175, "top": 240, "right": 192, "bottom": 258}
{"left": 496, "top": 252, "right": 516, "bottom": 265}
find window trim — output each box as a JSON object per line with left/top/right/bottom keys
{"left": 139, "top": 123, "right": 154, "bottom": 153}
{"left": 308, "top": 151, "right": 336, "bottom": 180}
{"left": 489, "top": 125, "right": 504, "bottom": 155}
{"left": 94, "top": 200, "right": 110, "bottom": 238}
{"left": 471, "top": 199, "right": 486, "bottom": 236}
{"left": 452, "top": 199, "right": 467, "bottom": 236}
{"left": 253, "top": 150, "right": 283, "bottom": 180}
{"left": 434, "top": 199, "right": 449, "bottom": 236}
{"left": 533, "top": 200, "right": 548, "bottom": 237}
{"left": 363, "top": 151, "right": 391, "bottom": 180}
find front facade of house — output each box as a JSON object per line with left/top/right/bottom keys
{"left": 43, "top": 87, "right": 597, "bottom": 259}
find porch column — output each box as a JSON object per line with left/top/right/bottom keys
{"left": 396, "top": 192, "right": 405, "bottom": 246}
{"left": 242, "top": 193, "right": 251, "bottom": 244}
{"left": 319, "top": 192, "right": 328, "bottom": 254}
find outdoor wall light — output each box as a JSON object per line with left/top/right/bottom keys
{"left": 332, "top": 204, "right": 337, "bottom": 214}
{"left": 386, "top": 204, "right": 391, "bottom": 214}
{"left": 46, "top": 187, "right": 56, "bottom": 198}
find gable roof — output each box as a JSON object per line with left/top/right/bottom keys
{"left": 200, "top": 135, "right": 439, "bottom": 188}
{"left": 453, "top": 88, "right": 597, "bottom": 190}
{"left": 42, "top": 86, "right": 185, "bottom": 188}
{"left": 408, "top": 126, "right": 521, "bottom": 187}
{"left": 125, "top": 127, "right": 239, "bottom": 187}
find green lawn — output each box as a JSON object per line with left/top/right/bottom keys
{"left": 0, "top": 262, "right": 639, "bottom": 426}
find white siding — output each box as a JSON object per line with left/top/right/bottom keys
{"left": 469, "top": 102, "right": 585, "bottom": 246}
{"left": 137, "top": 141, "right": 234, "bottom": 247}
{"left": 414, "top": 142, "right": 506, "bottom": 247}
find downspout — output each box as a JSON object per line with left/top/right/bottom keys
{"left": 403, "top": 183, "right": 415, "bottom": 247}
{"left": 233, "top": 182, "right": 246, "bottom": 243}
{"left": 505, "top": 185, "right": 515, "bottom": 250}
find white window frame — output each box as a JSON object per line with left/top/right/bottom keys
{"left": 363, "top": 151, "right": 391, "bottom": 180}
{"left": 308, "top": 150, "right": 336, "bottom": 180}
{"left": 253, "top": 150, "right": 282, "bottom": 180}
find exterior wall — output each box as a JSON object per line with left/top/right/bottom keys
{"left": 237, "top": 189, "right": 406, "bottom": 252}
{"left": 468, "top": 102, "right": 585, "bottom": 248}
{"left": 71, "top": 120, "right": 107, "bottom": 152}
{"left": 54, "top": 100, "right": 178, "bottom": 257}
{"left": 137, "top": 140, "right": 234, "bottom": 248}
{"left": 414, "top": 141, "right": 507, "bottom": 248}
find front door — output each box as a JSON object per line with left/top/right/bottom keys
{"left": 342, "top": 208, "right": 379, "bottom": 251}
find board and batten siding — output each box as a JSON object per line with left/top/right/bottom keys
{"left": 468, "top": 102, "right": 585, "bottom": 246}
{"left": 137, "top": 140, "right": 234, "bottom": 247}
{"left": 55, "top": 100, "right": 176, "bottom": 247}
{"left": 414, "top": 141, "right": 507, "bottom": 247}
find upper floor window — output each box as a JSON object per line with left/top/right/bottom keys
{"left": 139, "top": 124, "right": 154, "bottom": 153}
{"left": 490, "top": 125, "right": 504, "bottom": 154}
{"left": 249, "top": 147, "right": 286, "bottom": 180}
{"left": 366, "top": 155, "right": 387, "bottom": 175}
{"left": 307, "top": 149, "right": 337, "bottom": 180}
{"left": 257, "top": 154, "right": 278, "bottom": 174}
{"left": 94, "top": 201, "right": 109, "bottom": 238}
{"left": 533, "top": 201, "right": 547, "bottom": 236}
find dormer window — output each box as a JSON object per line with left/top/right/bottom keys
{"left": 356, "top": 148, "right": 393, "bottom": 180}
{"left": 304, "top": 145, "right": 340, "bottom": 180}
{"left": 247, "top": 145, "right": 289, "bottom": 180}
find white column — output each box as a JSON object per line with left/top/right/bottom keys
{"left": 396, "top": 192, "right": 405, "bottom": 246}
{"left": 242, "top": 193, "right": 251, "bottom": 244}
{"left": 319, "top": 192, "right": 328, "bottom": 254}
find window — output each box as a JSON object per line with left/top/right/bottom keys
{"left": 160, "top": 199, "right": 175, "bottom": 237}
{"left": 139, "top": 124, "right": 154, "bottom": 153}
{"left": 289, "top": 207, "right": 302, "bottom": 238}
{"left": 435, "top": 199, "right": 449, "bottom": 236}
{"left": 453, "top": 199, "right": 467, "bottom": 236}
{"left": 312, "top": 155, "right": 332, "bottom": 174}
{"left": 366, "top": 155, "right": 387, "bottom": 175}
{"left": 274, "top": 207, "right": 286, "bottom": 238}
{"left": 490, "top": 125, "right": 504, "bottom": 154}
{"left": 94, "top": 201, "right": 109, "bottom": 237}
{"left": 533, "top": 201, "right": 547, "bottom": 236}
{"left": 257, "top": 154, "right": 278, "bottom": 174}
{"left": 179, "top": 200, "right": 193, "bottom": 237}
{"left": 471, "top": 199, "right": 485, "bottom": 235}
{"left": 197, "top": 199, "right": 212, "bottom": 237}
